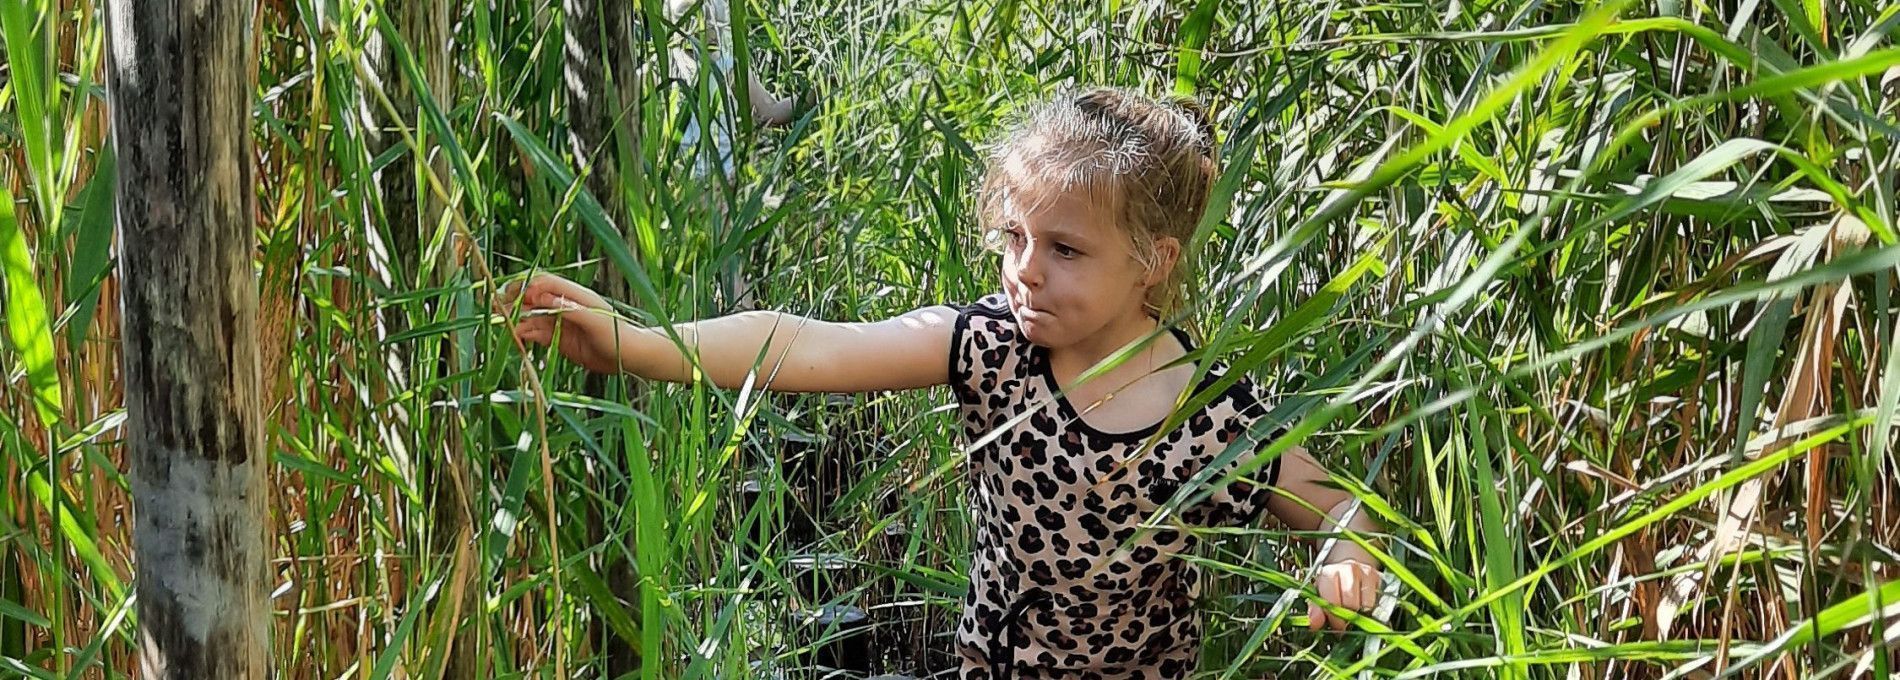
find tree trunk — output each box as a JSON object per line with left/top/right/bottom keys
{"left": 104, "top": 2, "right": 271, "bottom": 678}
{"left": 369, "top": 0, "right": 452, "bottom": 282}
{"left": 368, "top": 4, "right": 479, "bottom": 677}
{"left": 564, "top": 0, "right": 639, "bottom": 299}
{"left": 565, "top": 2, "right": 644, "bottom": 674}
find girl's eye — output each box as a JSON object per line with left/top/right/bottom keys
{"left": 1054, "top": 243, "right": 1079, "bottom": 258}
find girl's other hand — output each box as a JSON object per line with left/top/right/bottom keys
{"left": 495, "top": 273, "right": 625, "bottom": 374}
{"left": 1307, "top": 560, "right": 1381, "bottom": 633}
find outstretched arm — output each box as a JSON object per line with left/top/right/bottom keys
{"left": 501, "top": 274, "right": 957, "bottom": 393}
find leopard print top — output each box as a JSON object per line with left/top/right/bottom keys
{"left": 947, "top": 293, "right": 1285, "bottom": 679}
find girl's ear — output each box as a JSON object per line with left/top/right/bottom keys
{"left": 1144, "top": 236, "right": 1182, "bottom": 287}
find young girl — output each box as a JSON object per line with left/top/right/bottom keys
{"left": 501, "top": 87, "right": 1385, "bottom": 678}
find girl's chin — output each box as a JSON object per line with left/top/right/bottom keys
{"left": 1012, "top": 304, "right": 1061, "bottom": 341}
{"left": 1018, "top": 319, "right": 1058, "bottom": 345}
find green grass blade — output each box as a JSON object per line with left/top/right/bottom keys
{"left": 0, "top": 597, "right": 49, "bottom": 628}
{"left": 0, "top": 0, "right": 60, "bottom": 222}
{"left": 1715, "top": 576, "right": 1900, "bottom": 677}
{"left": 1173, "top": 0, "right": 1222, "bottom": 96}
{"left": 1467, "top": 402, "right": 1527, "bottom": 679}
{"left": 1341, "top": 417, "right": 1870, "bottom": 675}
{"left": 0, "top": 186, "right": 61, "bottom": 430}
{"left": 58, "top": 149, "right": 115, "bottom": 356}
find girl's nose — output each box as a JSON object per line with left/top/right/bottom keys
{"left": 1014, "top": 247, "right": 1045, "bottom": 288}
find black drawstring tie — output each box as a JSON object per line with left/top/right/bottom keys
{"left": 987, "top": 589, "right": 1051, "bottom": 680}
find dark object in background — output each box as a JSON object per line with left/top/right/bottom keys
{"left": 782, "top": 395, "right": 895, "bottom": 519}
{"left": 787, "top": 603, "right": 874, "bottom": 673}
{"left": 752, "top": 394, "right": 954, "bottom": 676}
{"left": 733, "top": 473, "right": 818, "bottom": 555}
{"left": 787, "top": 552, "right": 856, "bottom": 602}
{"left": 778, "top": 428, "right": 828, "bottom": 491}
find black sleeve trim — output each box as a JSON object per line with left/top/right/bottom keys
{"left": 948, "top": 304, "right": 973, "bottom": 390}
{"left": 1265, "top": 447, "right": 1284, "bottom": 489}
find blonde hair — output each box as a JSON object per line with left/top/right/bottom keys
{"left": 975, "top": 86, "right": 1219, "bottom": 321}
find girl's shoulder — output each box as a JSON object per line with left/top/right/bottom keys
{"left": 1166, "top": 348, "right": 1284, "bottom": 463}
{"left": 1186, "top": 360, "right": 1274, "bottom": 425}
{"left": 1214, "top": 368, "right": 1273, "bottom": 417}
{"left": 1175, "top": 364, "right": 1288, "bottom": 497}
{"left": 951, "top": 292, "right": 1014, "bottom": 321}
{"left": 947, "top": 293, "right": 1029, "bottom": 399}
{"left": 948, "top": 292, "right": 1024, "bottom": 354}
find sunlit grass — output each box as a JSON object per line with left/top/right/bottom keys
{"left": 3, "top": 0, "right": 1899, "bottom": 678}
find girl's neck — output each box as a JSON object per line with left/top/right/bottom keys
{"left": 1048, "top": 309, "right": 1172, "bottom": 381}
{"left": 1043, "top": 308, "right": 1195, "bottom": 427}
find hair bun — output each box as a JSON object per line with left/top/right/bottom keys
{"left": 1070, "top": 87, "right": 1126, "bottom": 118}
{"left": 1168, "top": 96, "right": 1217, "bottom": 159}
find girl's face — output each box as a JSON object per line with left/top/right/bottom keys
{"left": 997, "top": 184, "right": 1169, "bottom": 350}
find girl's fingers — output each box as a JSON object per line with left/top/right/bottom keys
{"left": 1307, "top": 601, "right": 1324, "bottom": 632}
{"left": 1359, "top": 569, "right": 1380, "bottom": 612}
{"left": 499, "top": 278, "right": 555, "bottom": 313}
{"left": 497, "top": 273, "right": 607, "bottom": 314}
{"left": 1317, "top": 574, "right": 1342, "bottom": 632}
{"left": 513, "top": 317, "right": 554, "bottom": 345}
{"left": 493, "top": 280, "right": 522, "bottom": 313}
{"left": 539, "top": 293, "right": 585, "bottom": 310}
{"left": 530, "top": 273, "right": 579, "bottom": 297}
{"left": 533, "top": 274, "right": 604, "bottom": 308}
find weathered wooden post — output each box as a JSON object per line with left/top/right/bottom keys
{"left": 104, "top": 1, "right": 272, "bottom": 677}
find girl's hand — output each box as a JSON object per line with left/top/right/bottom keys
{"left": 1308, "top": 559, "right": 1381, "bottom": 633}
{"left": 496, "top": 274, "right": 625, "bottom": 374}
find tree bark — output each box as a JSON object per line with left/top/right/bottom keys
{"left": 369, "top": 0, "right": 452, "bottom": 281}
{"left": 564, "top": 0, "right": 639, "bottom": 298}
{"left": 104, "top": 2, "right": 271, "bottom": 678}
{"left": 368, "top": 4, "right": 479, "bottom": 677}
{"left": 565, "top": 2, "right": 644, "bottom": 674}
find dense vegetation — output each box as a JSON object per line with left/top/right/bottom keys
{"left": 3, "top": 0, "right": 1898, "bottom": 677}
